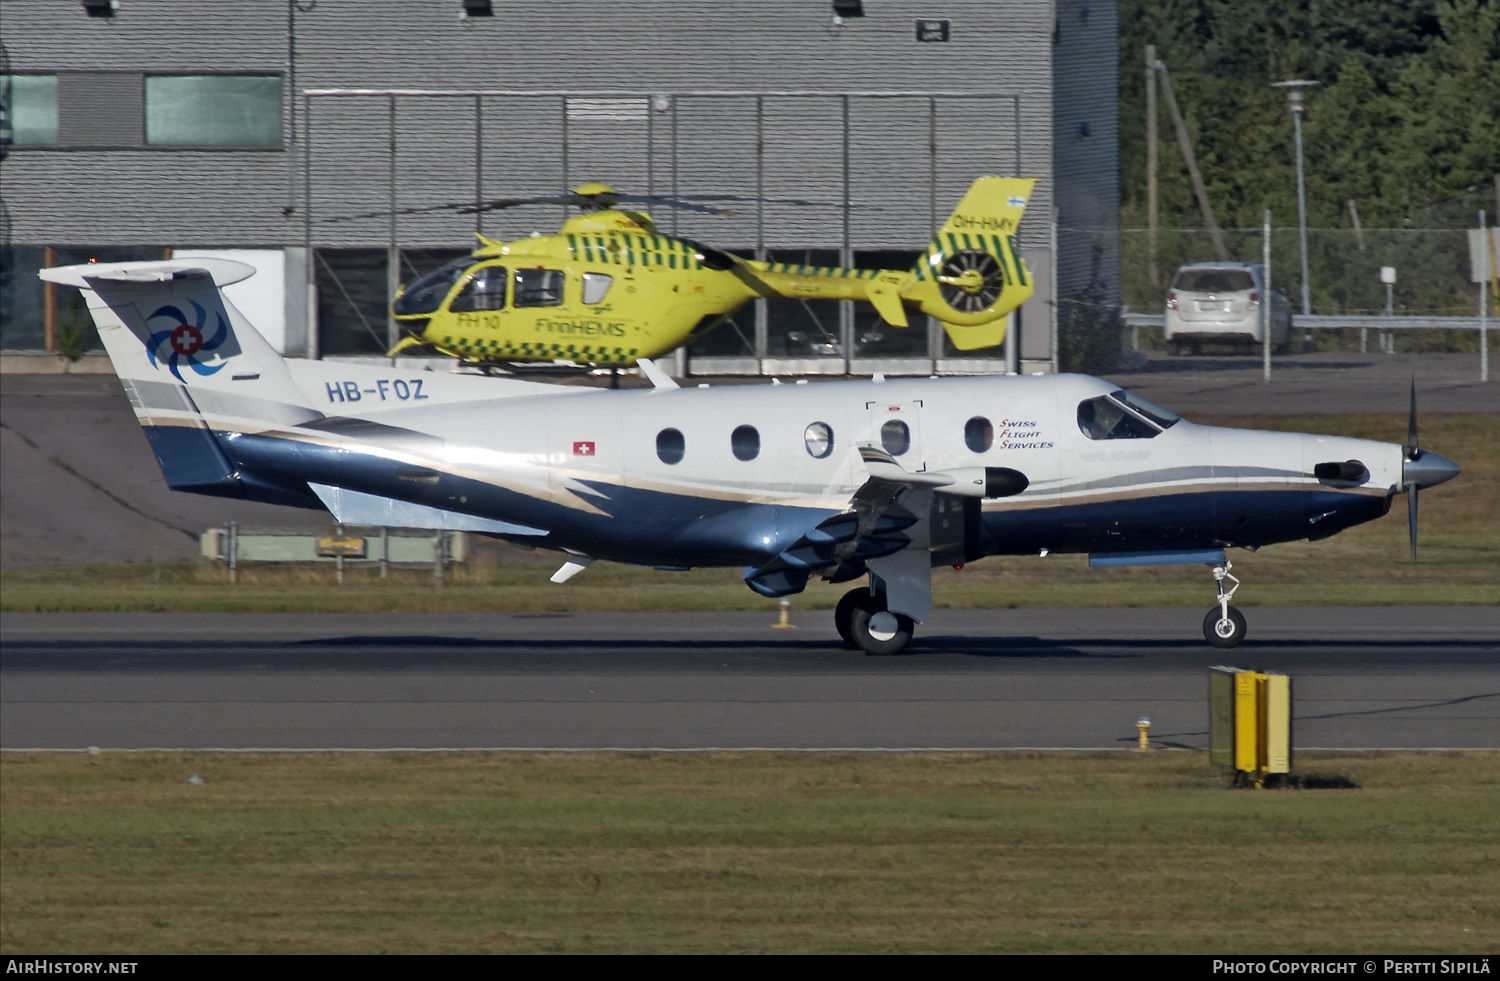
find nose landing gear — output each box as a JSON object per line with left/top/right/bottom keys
{"left": 1204, "top": 561, "right": 1246, "bottom": 648}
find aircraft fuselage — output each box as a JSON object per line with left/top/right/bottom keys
{"left": 202, "top": 368, "right": 1400, "bottom": 571}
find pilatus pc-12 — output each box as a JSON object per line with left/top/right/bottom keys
{"left": 384, "top": 178, "right": 1036, "bottom": 367}
{"left": 42, "top": 258, "right": 1459, "bottom": 654}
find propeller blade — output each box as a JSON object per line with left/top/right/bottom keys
{"left": 1406, "top": 380, "right": 1419, "bottom": 559}
{"left": 1406, "top": 379, "right": 1419, "bottom": 461}
{"left": 1408, "top": 482, "right": 1418, "bottom": 560}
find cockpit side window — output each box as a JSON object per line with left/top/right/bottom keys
{"left": 448, "top": 265, "right": 508, "bottom": 313}
{"left": 514, "top": 267, "right": 565, "bottom": 307}
{"left": 393, "top": 257, "right": 472, "bottom": 315}
{"left": 1078, "top": 395, "right": 1160, "bottom": 440}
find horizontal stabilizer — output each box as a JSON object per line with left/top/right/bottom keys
{"left": 307, "top": 482, "right": 547, "bottom": 536}
{"left": 40, "top": 258, "right": 256, "bottom": 289}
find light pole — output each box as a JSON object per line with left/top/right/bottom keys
{"left": 1272, "top": 80, "right": 1319, "bottom": 318}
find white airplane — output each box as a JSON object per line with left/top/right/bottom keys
{"left": 42, "top": 258, "right": 1459, "bottom": 654}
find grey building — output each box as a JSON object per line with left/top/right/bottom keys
{"left": 1, "top": 0, "right": 1117, "bottom": 375}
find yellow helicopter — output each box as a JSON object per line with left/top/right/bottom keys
{"left": 386, "top": 177, "right": 1036, "bottom": 366}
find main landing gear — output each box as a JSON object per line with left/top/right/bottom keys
{"left": 834, "top": 586, "right": 916, "bottom": 655}
{"left": 1203, "top": 560, "right": 1247, "bottom": 648}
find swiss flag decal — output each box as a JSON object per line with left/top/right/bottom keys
{"left": 573, "top": 441, "right": 596, "bottom": 456}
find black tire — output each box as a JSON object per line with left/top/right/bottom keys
{"left": 850, "top": 596, "right": 915, "bottom": 655}
{"left": 1203, "top": 606, "right": 1247, "bottom": 648}
{"left": 1166, "top": 340, "right": 1182, "bottom": 357}
{"left": 834, "top": 588, "right": 866, "bottom": 649}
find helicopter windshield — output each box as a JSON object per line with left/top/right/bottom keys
{"left": 393, "top": 257, "right": 472, "bottom": 316}
{"left": 449, "top": 265, "right": 508, "bottom": 313}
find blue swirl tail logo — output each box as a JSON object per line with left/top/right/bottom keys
{"left": 145, "top": 301, "right": 230, "bottom": 382}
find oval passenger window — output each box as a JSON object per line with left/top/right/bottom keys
{"left": 731, "top": 425, "right": 760, "bottom": 462}
{"left": 656, "top": 428, "right": 685, "bottom": 465}
{"left": 881, "top": 420, "right": 910, "bottom": 456}
{"left": 965, "top": 416, "right": 994, "bottom": 453}
{"left": 804, "top": 422, "right": 833, "bottom": 459}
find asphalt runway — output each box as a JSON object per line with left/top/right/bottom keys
{"left": 3, "top": 607, "right": 1495, "bottom": 752}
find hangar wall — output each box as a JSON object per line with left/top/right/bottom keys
{"left": 0, "top": 0, "right": 1118, "bottom": 373}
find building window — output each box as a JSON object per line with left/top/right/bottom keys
{"left": 315, "top": 248, "right": 389, "bottom": 357}
{"left": 145, "top": 75, "right": 281, "bottom": 147}
{"left": 731, "top": 425, "right": 760, "bottom": 462}
{"left": 965, "top": 416, "right": 994, "bottom": 452}
{"left": 656, "top": 428, "right": 685, "bottom": 465}
{"left": 1, "top": 75, "right": 59, "bottom": 145}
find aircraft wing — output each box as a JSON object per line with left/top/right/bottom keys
{"left": 307, "top": 482, "right": 548, "bottom": 537}
{"left": 742, "top": 443, "right": 1023, "bottom": 599}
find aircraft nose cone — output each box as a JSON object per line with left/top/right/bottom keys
{"left": 1404, "top": 450, "right": 1461, "bottom": 490}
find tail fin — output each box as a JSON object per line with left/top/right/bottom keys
{"left": 901, "top": 177, "right": 1036, "bottom": 351}
{"left": 39, "top": 259, "right": 320, "bottom": 499}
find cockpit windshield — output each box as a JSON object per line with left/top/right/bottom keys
{"left": 1077, "top": 390, "right": 1180, "bottom": 440}
{"left": 393, "top": 257, "right": 472, "bottom": 315}
{"left": 1110, "top": 389, "right": 1179, "bottom": 430}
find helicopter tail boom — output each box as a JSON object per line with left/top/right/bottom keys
{"left": 904, "top": 176, "right": 1036, "bottom": 350}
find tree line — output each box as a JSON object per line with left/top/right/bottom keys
{"left": 1117, "top": 0, "right": 1499, "bottom": 317}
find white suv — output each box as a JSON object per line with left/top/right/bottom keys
{"left": 1164, "top": 262, "right": 1292, "bottom": 355}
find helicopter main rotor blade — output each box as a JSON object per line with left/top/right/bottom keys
{"left": 320, "top": 201, "right": 488, "bottom": 223}
{"left": 456, "top": 195, "right": 590, "bottom": 214}
{"left": 608, "top": 196, "right": 736, "bottom": 216}
{"left": 623, "top": 192, "right": 879, "bottom": 211}
{"left": 321, "top": 194, "right": 590, "bottom": 223}
{"left": 319, "top": 186, "right": 868, "bottom": 224}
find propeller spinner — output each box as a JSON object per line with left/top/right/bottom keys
{"left": 1400, "top": 381, "right": 1462, "bottom": 558}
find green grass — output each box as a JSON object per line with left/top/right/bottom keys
{"left": 3, "top": 413, "right": 1494, "bottom": 614}
{"left": 2, "top": 751, "right": 1496, "bottom": 954}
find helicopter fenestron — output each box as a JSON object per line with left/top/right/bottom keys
{"left": 384, "top": 178, "right": 1036, "bottom": 367}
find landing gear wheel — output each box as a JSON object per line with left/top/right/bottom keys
{"left": 1203, "top": 606, "right": 1247, "bottom": 648}
{"left": 833, "top": 588, "right": 866, "bottom": 649}
{"left": 850, "top": 596, "right": 915, "bottom": 655}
